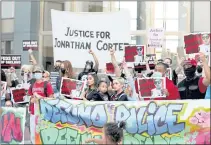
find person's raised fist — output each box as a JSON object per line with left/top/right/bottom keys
{"left": 110, "top": 48, "right": 115, "bottom": 55}
{"left": 88, "top": 49, "right": 94, "bottom": 55}
{"left": 28, "top": 49, "right": 33, "bottom": 54}
{"left": 199, "top": 52, "right": 207, "bottom": 63}
{"left": 180, "top": 57, "right": 185, "bottom": 66}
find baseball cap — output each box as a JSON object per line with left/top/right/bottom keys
{"left": 183, "top": 59, "right": 197, "bottom": 67}
{"left": 33, "top": 65, "right": 44, "bottom": 73}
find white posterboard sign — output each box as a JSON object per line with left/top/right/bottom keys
{"left": 51, "top": 9, "right": 131, "bottom": 68}
{"left": 166, "top": 68, "right": 172, "bottom": 80}
{"left": 147, "top": 28, "right": 165, "bottom": 48}
{"left": 137, "top": 77, "right": 166, "bottom": 99}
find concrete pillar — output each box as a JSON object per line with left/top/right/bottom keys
{"left": 13, "top": 1, "right": 40, "bottom": 65}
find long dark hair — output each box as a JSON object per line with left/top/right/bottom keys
{"left": 1, "top": 70, "right": 6, "bottom": 82}
{"left": 62, "top": 60, "right": 74, "bottom": 78}
{"left": 104, "top": 121, "right": 126, "bottom": 143}
{"left": 87, "top": 72, "right": 98, "bottom": 89}
{"left": 83, "top": 60, "right": 94, "bottom": 72}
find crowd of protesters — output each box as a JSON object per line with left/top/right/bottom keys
{"left": 0, "top": 45, "right": 210, "bottom": 144}
{"left": 1, "top": 48, "right": 211, "bottom": 106}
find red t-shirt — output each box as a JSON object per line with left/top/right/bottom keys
{"left": 28, "top": 81, "right": 54, "bottom": 115}
{"left": 142, "top": 78, "right": 180, "bottom": 100}
{"left": 198, "top": 77, "right": 207, "bottom": 94}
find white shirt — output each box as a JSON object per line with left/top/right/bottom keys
{"left": 151, "top": 88, "right": 163, "bottom": 98}
{"left": 71, "top": 90, "right": 81, "bottom": 98}
{"left": 199, "top": 44, "right": 210, "bottom": 66}
{"left": 134, "top": 55, "right": 143, "bottom": 63}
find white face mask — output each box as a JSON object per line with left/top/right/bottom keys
{"left": 34, "top": 73, "right": 42, "bottom": 80}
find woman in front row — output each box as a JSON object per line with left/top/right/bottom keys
{"left": 81, "top": 72, "right": 98, "bottom": 101}
{"left": 110, "top": 77, "right": 128, "bottom": 101}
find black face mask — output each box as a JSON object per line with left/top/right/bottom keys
{"left": 55, "top": 66, "right": 60, "bottom": 71}
{"left": 197, "top": 66, "right": 202, "bottom": 73}
{"left": 184, "top": 66, "right": 196, "bottom": 80}
{"left": 61, "top": 68, "right": 66, "bottom": 74}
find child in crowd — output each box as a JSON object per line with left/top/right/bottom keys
{"left": 85, "top": 121, "right": 126, "bottom": 144}
{"left": 5, "top": 100, "right": 13, "bottom": 107}
{"left": 91, "top": 80, "right": 111, "bottom": 101}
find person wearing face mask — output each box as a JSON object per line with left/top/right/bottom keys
{"left": 151, "top": 72, "right": 164, "bottom": 98}
{"left": 56, "top": 60, "right": 75, "bottom": 94}
{"left": 164, "top": 56, "right": 179, "bottom": 85}
{"left": 196, "top": 65, "right": 203, "bottom": 77}
{"left": 143, "top": 62, "right": 180, "bottom": 100}
{"left": 20, "top": 65, "right": 36, "bottom": 86}
{"left": 54, "top": 60, "right": 62, "bottom": 72}
{"left": 177, "top": 59, "right": 210, "bottom": 99}
{"left": 43, "top": 71, "right": 50, "bottom": 82}
{"left": 28, "top": 66, "right": 54, "bottom": 144}
{"left": 78, "top": 49, "right": 99, "bottom": 81}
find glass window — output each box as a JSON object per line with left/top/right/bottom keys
{"left": 43, "top": 2, "right": 64, "bottom": 31}
{"left": 119, "top": 2, "right": 137, "bottom": 19}
{"left": 156, "top": 52, "right": 162, "bottom": 60}
{"left": 165, "top": 39, "right": 178, "bottom": 53}
{"left": 166, "top": 20, "right": 178, "bottom": 31}
{"left": 43, "top": 36, "right": 54, "bottom": 71}
{"left": 131, "top": 19, "right": 137, "bottom": 31}
{"left": 2, "top": 1, "right": 15, "bottom": 19}
{"left": 166, "top": 35, "right": 178, "bottom": 39}
{"left": 154, "top": 2, "right": 164, "bottom": 19}
{"left": 166, "top": 2, "right": 179, "bottom": 19}
{"left": 88, "top": 2, "right": 103, "bottom": 12}
{"left": 1, "top": 42, "right": 5, "bottom": 54}
{"left": 131, "top": 35, "right": 136, "bottom": 45}
{"left": 154, "top": 19, "right": 164, "bottom": 28}
{"left": 1, "top": 41, "right": 13, "bottom": 54}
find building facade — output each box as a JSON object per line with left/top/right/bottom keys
{"left": 1, "top": 1, "right": 210, "bottom": 71}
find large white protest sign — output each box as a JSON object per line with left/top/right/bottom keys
{"left": 147, "top": 28, "right": 165, "bottom": 48}
{"left": 51, "top": 9, "right": 131, "bottom": 68}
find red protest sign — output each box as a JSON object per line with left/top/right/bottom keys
{"left": 60, "top": 78, "right": 76, "bottom": 97}
{"left": 137, "top": 77, "right": 166, "bottom": 98}
{"left": 60, "top": 78, "right": 85, "bottom": 99}
{"left": 11, "top": 88, "right": 26, "bottom": 103}
{"left": 125, "top": 45, "right": 145, "bottom": 63}
{"left": 125, "top": 46, "right": 137, "bottom": 62}
{"left": 184, "top": 33, "right": 211, "bottom": 54}
{"left": 106, "top": 63, "right": 115, "bottom": 74}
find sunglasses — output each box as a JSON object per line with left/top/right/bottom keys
{"left": 202, "top": 36, "right": 209, "bottom": 40}
{"left": 33, "top": 71, "right": 42, "bottom": 73}
{"left": 154, "top": 80, "right": 161, "bottom": 84}
{"left": 88, "top": 72, "right": 96, "bottom": 75}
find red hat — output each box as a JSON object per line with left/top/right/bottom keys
{"left": 183, "top": 58, "right": 197, "bottom": 66}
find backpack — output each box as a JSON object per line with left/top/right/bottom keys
{"left": 30, "top": 81, "right": 48, "bottom": 97}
